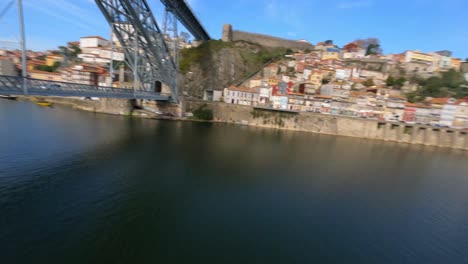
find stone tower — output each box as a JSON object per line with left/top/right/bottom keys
{"left": 222, "top": 24, "right": 233, "bottom": 42}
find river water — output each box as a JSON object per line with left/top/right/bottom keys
{"left": 1, "top": 100, "right": 468, "bottom": 263}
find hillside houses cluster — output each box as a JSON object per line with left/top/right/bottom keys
{"left": 214, "top": 42, "right": 468, "bottom": 129}
{"left": 0, "top": 34, "right": 191, "bottom": 88}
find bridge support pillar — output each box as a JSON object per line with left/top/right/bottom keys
{"left": 98, "top": 98, "right": 134, "bottom": 115}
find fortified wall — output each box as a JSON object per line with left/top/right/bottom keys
{"left": 222, "top": 24, "right": 314, "bottom": 51}
{"left": 186, "top": 100, "right": 468, "bottom": 150}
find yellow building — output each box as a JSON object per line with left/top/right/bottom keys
{"left": 29, "top": 70, "right": 62, "bottom": 81}
{"left": 268, "top": 77, "right": 280, "bottom": 86}
{"left": 406, "top": 51, "right": 434, "bottom": 62}
{"left": 27, "top": 60, "right": 46, "bottom": 71}
{"left": 451, "top": 58, "right": 461, "bottom": 71}
{"left": 308, "top": 70, "right": 323, "bottom": 87}
{"left": 46, "top": 54, "right": 64, "bottom": 67}
{"left": 321, "top": 51, "right": 340, "bottom": 60}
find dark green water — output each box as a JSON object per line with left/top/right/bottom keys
{"left": 1, "top": 100, "right": 468, "bottom": 263}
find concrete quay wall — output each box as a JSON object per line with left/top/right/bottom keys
{"left": 17, "top": 96, "right": 134, "bottom": 116}
{"left": 186, "top": 100, "right": 468, "bottom": 150}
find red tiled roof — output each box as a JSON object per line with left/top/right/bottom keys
{"left": 314, "top": 95, "right": 332, "bottom": 99}
{"left": 428, "top": 98, "right": 453, "bottom": 105}
{"left": 81, "top": 36, "right": 107, "bottom": 41}
{"left": 227, "top": 86, "right": 259, "bottom": 93}
{"left": 287, "top": 92, "right": 305, "bottom": 96}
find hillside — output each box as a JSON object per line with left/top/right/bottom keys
{"left": 179, "top": 40, "right": 289, "bottom": 98}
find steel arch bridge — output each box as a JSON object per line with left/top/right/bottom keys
{"left": 2, "top": 0, "right": 210, "bottom": 102}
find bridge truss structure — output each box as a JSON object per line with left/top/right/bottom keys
{"left": 0, "top": 75, "right": 170, "bottom": 100}
{"left": 2, "top": 0, "right": 209, "bottom": 102}
{"left": 95, "top": 0, "right": 178, "bottom": 102}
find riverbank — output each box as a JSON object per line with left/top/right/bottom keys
{"left": 186, "top": 100, "right": 468, "bottom": 151}
{"left": 14, "top": 95, "right": 182, "bottom": 121}
{"left": 8, "top": 96, "right": 468, "bottom": 150}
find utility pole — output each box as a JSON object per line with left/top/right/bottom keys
{"left": 109, "top": 21, "right": 114, "bottom": 87}
{"left": 133, "top": 31, "right": 138, "bottom": 97}
{"left": 17, "top": 0, "right": 27, "bottom": 94}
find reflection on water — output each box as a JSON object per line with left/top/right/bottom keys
{"left": 1, "top": 100, "right": 468, "bottom": 263}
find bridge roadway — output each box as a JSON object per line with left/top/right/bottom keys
{"left": 0, "top": 75, "right": 170, "bottom": 101}
{"left": 160, "top": 0, "right": 210, "bottom": 41}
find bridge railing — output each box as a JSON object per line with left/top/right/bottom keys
{"left": 0, "top": 75, "right": 172, "bottom": 101}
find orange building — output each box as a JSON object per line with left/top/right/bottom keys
{"left": 451, "top": 58, "right": 461, "bottom": 71}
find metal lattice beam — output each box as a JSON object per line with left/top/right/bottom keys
{"left": 95, "top": 0, "right": 178, "bottom": 102}
{"left": 162, "top": 7, "right": 178, "bottom": 67}
{"left": 0, "top": 75, "right": 170, "bottom": 100}
{"left": 160, "top": 0, "right": 210, "bottom": 41}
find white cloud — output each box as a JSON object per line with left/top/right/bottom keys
{"left": 24, "top": 1, "right": 94, "bottom": 30}
{"left": 337, "top": 0, "right": 373, "bottom": 9}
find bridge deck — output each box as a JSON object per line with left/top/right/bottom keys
{"left": 0, "top": 75, "right": 170, "bottom": 101}
{"left": 160, "top": 0, "right": 210, "bottom": 41}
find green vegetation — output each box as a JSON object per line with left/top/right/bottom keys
{"left": 59, "top": 43, "right": 81, "bottom": 63}
{"left": 192, "top": 104, "right": 213, "bottom": 121}
{"left": 250, "top": 109, "right": 295, "bottom": 128}
{"left": 353, "top": 38, "right": 383, "bottom": 55}
{"left": 179, "top": 40, "right": 289, "bottom": 76}
{"left": 404, "top": 126, "right": 413, "bottom": 134}
{"left": 363, "top": 78, "right": 375, "bottom": 87}
{"left": 406, "top": 69, "right": 468, "bottom": 102}
{"left": 180, "top": 40, "right": 226, "bottom": 73}
{"left": 386, "top": 76, "right": 406, "bottom": 88}
{"left": 35, "top": 61, "right": 61, "bottom": 72}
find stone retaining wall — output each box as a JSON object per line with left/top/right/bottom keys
{"left": 186, "top": 100, "right": 468, "bottom": 150}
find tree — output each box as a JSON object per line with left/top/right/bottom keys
{"left": 465, "top": 58, "right": 468, "bottom": 62}
{"left": 36, "top": 65, "right": 53, "bottom": 72}
{"left": 363, "top": 78, "right": 374, "bottom": 87}
{"left": 324, "top": 40, "right": 333, "bottom": 45}
{"left": 354, "top": 38, "right": 383, "bottom": 55}
{"left": 192, "top": 104, "right": 213, "bottom": 121}
{"left": 51, "top": 61, "right": 61, "bottom": 72}
{"left": 394, "top": 77, "right": 406, "bottom": 88}
{"left": 386, "top": 76, "right": 395, "bottom": 87}
{"left": 69, "top": 44, "right": 81, "bottom": 58}
{"left": 180, "top": 31, "right": 190, "bottom": 43}
{"left": 366, "top": 43, "right": 381, "bottom": 56}
{"left": 408, "top": 69, "right": 466, "bottom": 99}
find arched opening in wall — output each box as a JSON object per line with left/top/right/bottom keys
{"left": 154, "top": 81, "right": 162, "bottom": 93}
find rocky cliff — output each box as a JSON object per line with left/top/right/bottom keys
{"left": 179, "top": 40, "right": 288, "bottom": 98}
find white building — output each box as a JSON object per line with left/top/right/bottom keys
{"left": 203, "top": 89, "right": 222, "bottom": 101}
{"left": 335, "top": 68, "right": 351, "bottom": 80}
{"left": 453, "top": 101, "right": 468, "bottom": 128}
{"left": 440, "top": 98, "right": 457, "bottom": 127}
{"left": 223, "top": 86, "right": 260, "bottom": 106}
{"left": 271, "top": 95, "right": 288, "bottom": 109}
{"left": 80, "top": 36, "right": 109, "bottom": 49}
{"left": 258, "top": 86, "right": 272, "bottom": 104}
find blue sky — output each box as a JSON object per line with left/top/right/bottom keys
{"left": 1, "top": 0, "right": 467, "bottom": 59}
